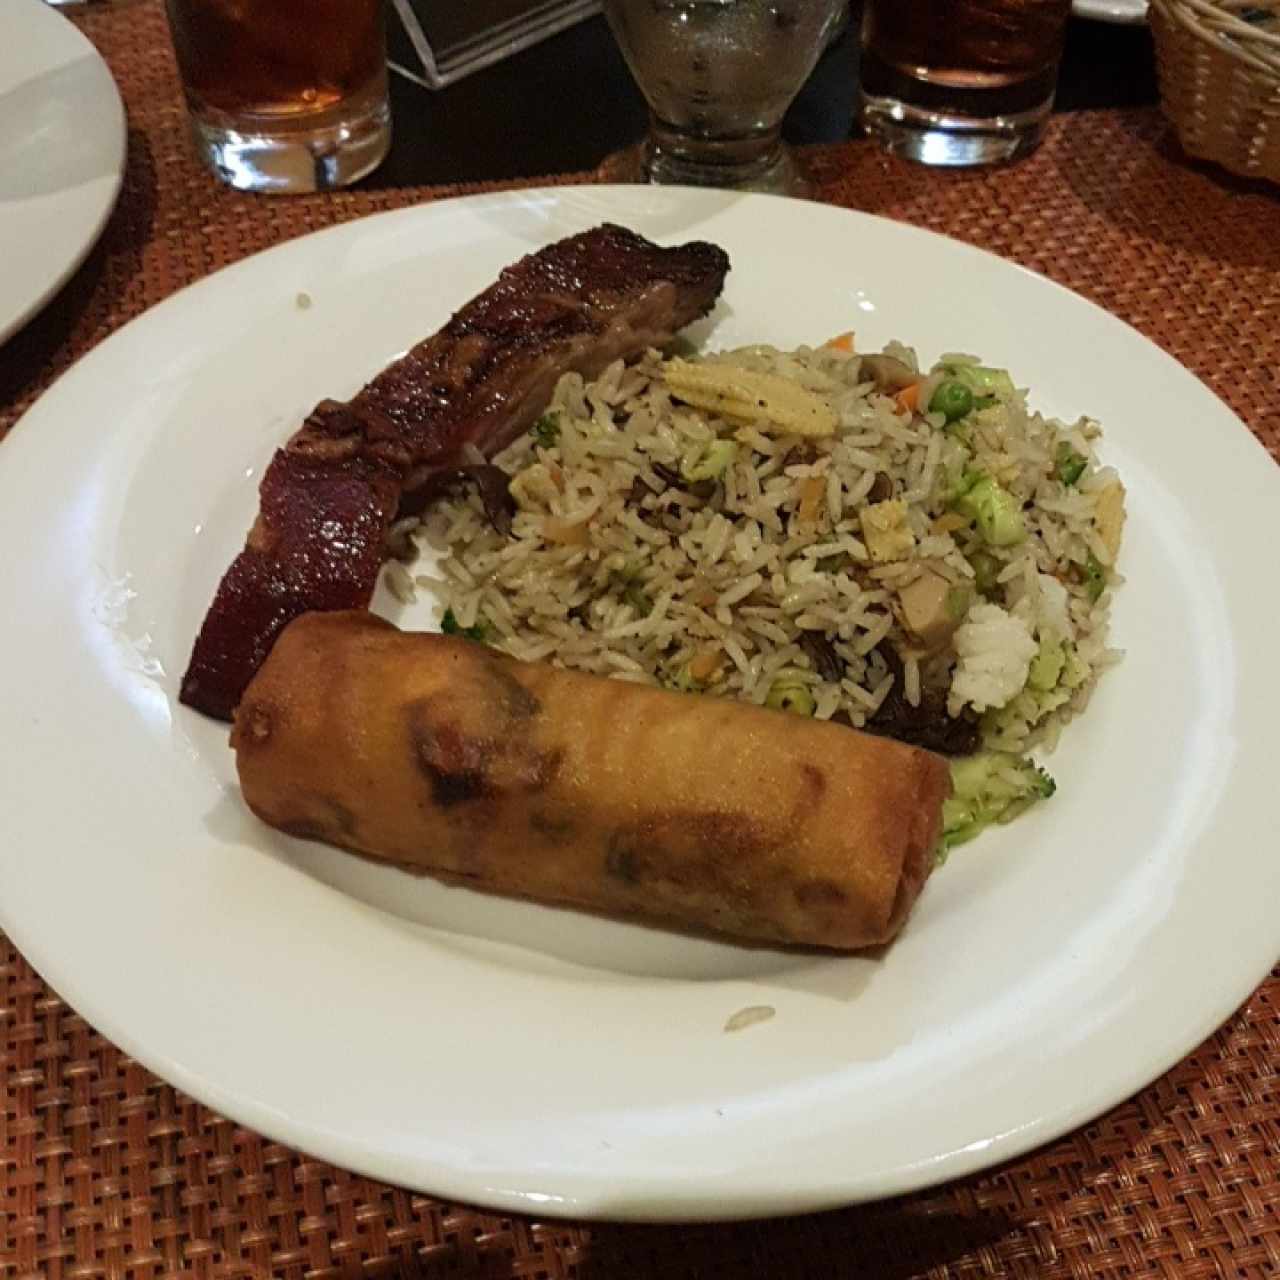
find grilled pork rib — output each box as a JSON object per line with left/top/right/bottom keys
{"left": 180, "top": 224, "right": 730, "bottom": 720}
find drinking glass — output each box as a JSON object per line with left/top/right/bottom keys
{"left": 601, "top": 0, "right": 847, "bottom": 194}
{"left": 859, "top": 0, "right": 1071, "bottom": 166}
{"left": 164, "top": 0, "right": 391, "bottom": 193}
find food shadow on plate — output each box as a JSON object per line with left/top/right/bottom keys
{"left": 284, "top": 826, "right": 888, "bottom": 993}
{"left": 0, "top": 58, "right": 121, "bottom": 201}
{"left": 203, "top": 782, "right": 888, "bottom": 998}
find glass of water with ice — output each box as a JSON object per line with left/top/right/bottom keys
{"left": 601, "top": 0, "right": 846, "bottom": 194}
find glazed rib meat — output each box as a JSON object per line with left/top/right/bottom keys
{"left": 180, "top": 224, "right": 731, "bottom": 720}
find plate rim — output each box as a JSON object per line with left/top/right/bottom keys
{"left": 0, "top": 0, "right": 127, "bottom": 346}
{"left": 2, "top": 184, "right": 1277, "bottom": 1221}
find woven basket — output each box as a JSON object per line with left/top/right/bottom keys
{"left": 1149, "top": 0, "right": 1280, "bottom": 180}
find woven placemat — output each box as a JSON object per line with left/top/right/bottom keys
{"left": 4, "top": 4, "right": 1279, "bottom": 1277}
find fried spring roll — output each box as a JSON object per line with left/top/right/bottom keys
{"left": 232, "top": 612, "right": 951, "bottom": 949}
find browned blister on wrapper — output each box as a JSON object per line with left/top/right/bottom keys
{"left": 232, "top": 612, "right": 950, "bottom": 950}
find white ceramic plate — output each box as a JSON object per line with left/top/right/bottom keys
{"left": 1, "top": 188, "right": 1276, "bottom": 1222}
{"left": 0, "top": 0, "right": 125, "bottom": 345}
{"left": 1073, "top": 0, "right": 1148, "bottom": 24}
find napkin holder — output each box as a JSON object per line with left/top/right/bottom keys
{"left": 390, "top": 0, "right": 602, "bottom": 90}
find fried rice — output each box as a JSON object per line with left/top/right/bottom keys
{"left": 397, "top": 339, "right": 1125, "bottom": 775}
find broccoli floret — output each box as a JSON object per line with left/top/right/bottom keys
{"left": 440, "top": 608, "right": 490, "bottom": 643}
{"left": 680, "top": 439, "right": 736, "bottom": 484}
{"left": 982, "top": 685, "right": 1071, "bottom": 741}
{"left": 943, "top": 363, "right": 1017, "bottom": 402}
{"left": 1028, "top": 637, "right": 1066, "bottom": 691}
{"left": 530, "top": 413, "right": 560, "bottom": 448}
{"left": 951, "top": 472, "right": 1027, "bottom": 547}
{"left": 940, "top": 751, "right": 1056, "bottom": 855}
{"left": 608, "top": 561, "right": 654, "bottom": 618}
{"left": 620, "top": 580, "right": 653, "bottom": 617}
{"left": 967, "top": 549, "right": 1001, "bottom": 597}
{"left": 1081, "top": 551, "right": 1107, "bottom": 603}
{"left": 1060, "top": 643, "right": 1089, "bottom": 690}
{"left": 1055, "top": 441, "right": 1087, "bottom": 486}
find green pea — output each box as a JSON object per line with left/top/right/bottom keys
{"left": 765, "top": 679, "right": 816, "bottom": 716}
{"left": 929, "top": 379, "right": 975, "bottom": 424}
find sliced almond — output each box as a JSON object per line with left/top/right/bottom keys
{"left": 543, "top": 516, "right": 590, "bottom": 546}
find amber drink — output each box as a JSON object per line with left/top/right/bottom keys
{"left": 859, "top": 0, "right": 1070, "bottom": 166}
{"left": 165, "top": 0, "right": 390, "bottom": 193}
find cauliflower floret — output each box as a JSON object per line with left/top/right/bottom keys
{"left": 1012, "top": 571, "right": 1074, "bottom": 643}
{"left": 1033, "top": 572, "right": 1073, "bottom": 641}
{"left": 858, "top": 498, "right": 915, "bottom": 563}
{"left": 948, "top": 602, "right": 1037, "bottom": 716}
{"left": 507, "top": 462, "right": 559, "bottom": 510}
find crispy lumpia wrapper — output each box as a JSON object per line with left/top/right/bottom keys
{"left": 232, "top": 612, "right": 950, "bottom": 949}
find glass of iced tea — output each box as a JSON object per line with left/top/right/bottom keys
{"left": 164, "top": 0, "right": 390, "bottom": 193}
{"left": 601, "top": 0, "right": 847, "bottom": 194}
{"left": 859, "top": 0, "right": 1071, "bottom": 166}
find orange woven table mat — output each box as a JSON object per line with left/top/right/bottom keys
{"left": 4, "top": 3, "right": 1280, "bottom": 1278}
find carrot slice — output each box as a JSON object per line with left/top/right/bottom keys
{"left": 824, "top": 331, "right": 855, "bottom": 352}
{"left": 895, "top": 381, "right": 923, "bottom": 414}
{"left": 797, "top": 474, "right": 826, "bottom": 524}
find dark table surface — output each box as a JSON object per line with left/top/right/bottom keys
{"left": 378, "top": 7, "right": 1158, "bottom": 189}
